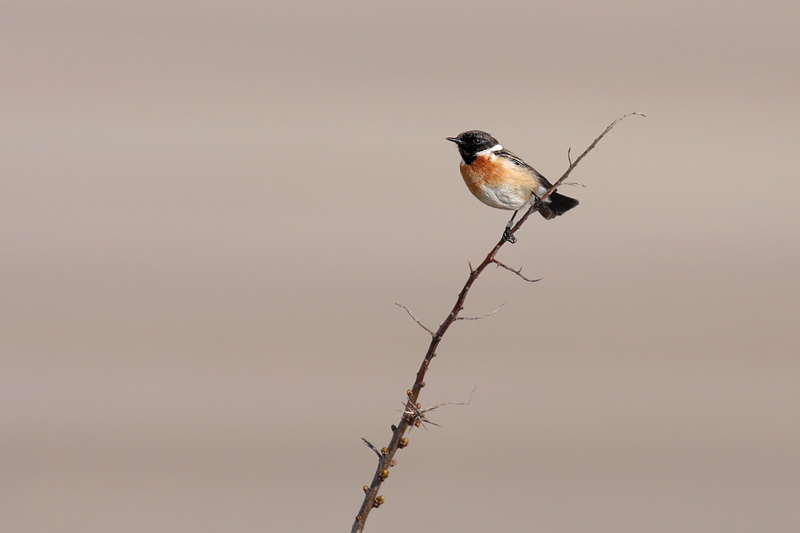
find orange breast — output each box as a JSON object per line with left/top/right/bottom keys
{"left": 459, "top": 154, "right": 536, "bottom": 209}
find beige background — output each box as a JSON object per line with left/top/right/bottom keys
{"left": 2, "top": 1, "right": 799, "bottom": 532}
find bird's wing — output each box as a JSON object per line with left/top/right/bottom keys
{"left": 496, "top": 149, "right": 554, "bottom": 188}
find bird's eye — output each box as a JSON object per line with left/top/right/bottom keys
{"left": 472, "top": 138, "right": 481, "bottom": 145}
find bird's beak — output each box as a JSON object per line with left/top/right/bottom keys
{"left": 446, "top": 136, "right": 461, "bottom": 144}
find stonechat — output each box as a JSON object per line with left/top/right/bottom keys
{"left": 447, "top": 130, "right": 578, "bottom": 243}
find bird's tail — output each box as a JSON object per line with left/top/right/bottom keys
{"left": 539, "top": 191, "right": 579, "bottom": 220}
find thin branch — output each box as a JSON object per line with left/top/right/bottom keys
{"left": 544, "top": 112, "right": 645, "bottom": 200}
{"left": 395, "top": 303, "right": 435, "bottom": 337}
{"left": 455, "top": 303, "right": 505, "bottom": 321}
{"left": 351, "top": 113, "right": 641, "bottom": 533}
{"left": 492, "top": 259, "right": 542, "bottom": 283}
{"left": 502, "top": 112, "right": 644, "bottom": 244}
{"left": 403, "top": 387, "right": 477, "bottom": 431}
{"left": 424, "top": 386, "right": 477, "bottom": 412}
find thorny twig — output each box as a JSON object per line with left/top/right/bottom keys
{"left": 403, "top": 387, "right": 477, "bottom": 431}
{"left": 395, "top": 303, "right": 435, "bottom": 337}
{"left": 402, "top": 401, "right": 441, "bottom": 430}
{"left": 503, "top": 112, "right": 645, "bottom": 245}
{"left": 455, "top": 303, "right": 506, "bottom": 321}
{"left": 491, "top": 259, "right": 542, "bottom": 283}
{"left": 351, "top": 113, "right": 642, "bottom": 532}
{"left": 422, "top": 386, "right": 477, "bottom": 415}
{"left": 361, "top": 438, "right": 382, "bottom": 458}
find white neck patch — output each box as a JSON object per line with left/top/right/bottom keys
{"left": 476, "top": 144, "right": 503, "bottom": 157}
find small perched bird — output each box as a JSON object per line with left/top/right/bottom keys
{"left": 447, "top": 130, "right": 578, "bottom": 243}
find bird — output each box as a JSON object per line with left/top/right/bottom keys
{"left": 446, "top": 130, "right": 579, "bottom": 243}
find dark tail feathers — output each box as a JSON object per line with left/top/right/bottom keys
{"left": 539, "top": 191, "right": 579, "bottom": 220}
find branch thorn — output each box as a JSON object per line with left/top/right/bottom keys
{"left": 492, "top": 259, "right": 541, "bottom": 283}
{"left": 361, "top": 438, "right": 382, "bottom": 458}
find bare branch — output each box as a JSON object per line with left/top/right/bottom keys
{"left": 542, "top": 112, "right": 645, "bottom": 201}
{"left": 395, "top": 303, "right": 435, "bottom": 337}
{"left": 351, "top": 114, "right": 641, "bottom": 533}
{"left": 404, "top": 387, "right": 477, "bottom": 431}
{"left": 426, "top": 387, "right": 477, "bottom": 411}
{"left": 492, "top": 259, "right": 542, "bottom": 283}
{"left": 501, "top": 112, "right": 643, "bottom": 248}
{"left": 361, "top": 438, "right": 382, "bottom": 458}
{"left": 455, "top": 303, "right": 505, "bottom": 321}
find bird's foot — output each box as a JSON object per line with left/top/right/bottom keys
{"left": 502, "top": 228, "right": 517, "bottom": 244}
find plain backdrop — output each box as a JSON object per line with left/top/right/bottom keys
{"left": 2, "top": 1, "right": 798, "bottom": 532}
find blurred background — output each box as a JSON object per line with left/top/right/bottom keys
{"left": 2, "top": 1, "right": 798, "bottom": 531}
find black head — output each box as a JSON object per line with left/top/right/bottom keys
{"left": 446, "top": 130, "right": 500, "bottom": 164}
